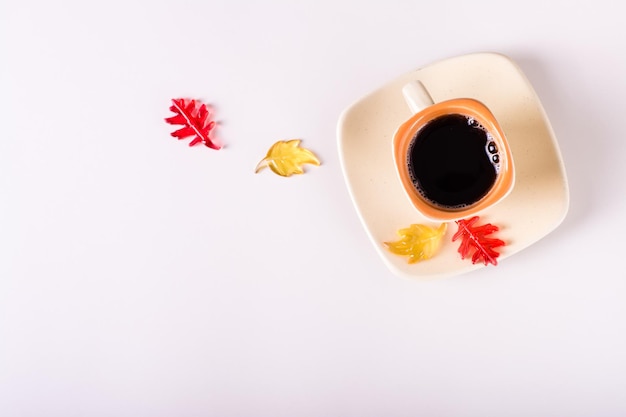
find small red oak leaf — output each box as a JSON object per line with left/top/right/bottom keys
{"left": 452, "top": 216, "right": 505, "bottom": 266}
{"left": 165, "top": 98, "right": 221, "bottom": 149}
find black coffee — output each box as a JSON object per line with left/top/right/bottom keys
{"left": 407, "top": 114, "right": 499, "bottom": 209}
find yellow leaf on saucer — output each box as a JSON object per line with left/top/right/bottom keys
{"left": 255, "top": 139, "right": 321, "bottom": 177}
{"left": 384, "top": 223, "right": 447, "bottom": 264}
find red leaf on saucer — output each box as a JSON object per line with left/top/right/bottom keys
{"left": 165, "top": 98, "right": 221, "bottom": 149}
{"left": 452, "top": 216, "right": 505, "bottom": 266}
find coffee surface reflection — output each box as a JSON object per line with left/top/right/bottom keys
{"left": 407, "top": 114, "right": 500, "bottom": 210}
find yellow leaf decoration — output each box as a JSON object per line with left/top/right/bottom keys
{"left": 255, "top": 139, "right": 321, "bottom": 177}
{"left": 384, "top": 223, "right": 447, "bottom": 264}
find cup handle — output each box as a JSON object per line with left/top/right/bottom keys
{"left": 402, "top": 80, "right": 434, "bottom": 114}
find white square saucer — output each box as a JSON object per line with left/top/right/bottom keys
{"left": 337, "top": 52, "right": 569, "bottom": 279}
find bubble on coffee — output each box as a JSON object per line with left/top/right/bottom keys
{"left": 485, "top": 134, "right": 501, "bottom": 173}
{"left": 407, "top": 113, "right": 500, "bottom": 210}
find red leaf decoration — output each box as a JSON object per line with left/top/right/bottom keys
{"left": 452, "top": 216, "right": 505, "bottom": 266}
{"left": 165, "top": 98, "right": 221, "bottom": 149}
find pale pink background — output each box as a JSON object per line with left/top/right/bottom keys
{"left": 1, "top": 1, "right": 625, "bottom": 416}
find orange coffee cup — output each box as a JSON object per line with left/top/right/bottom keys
{"left": 393, "top": 81, "right": 515, "bottom": 222}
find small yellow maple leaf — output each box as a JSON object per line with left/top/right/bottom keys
{"left": 255, "top": 139, "right": 321, "bottom": 177}
{"left": 384, "top": 223, "right": 447, "bottom": 264}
